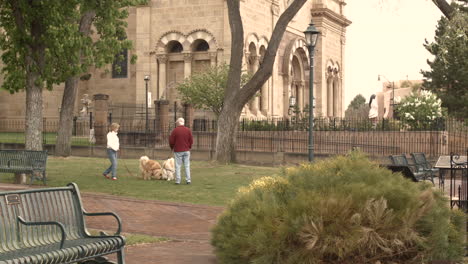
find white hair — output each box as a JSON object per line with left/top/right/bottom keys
{"left": 176, "top": 118, "right": 185, "bottom": 126}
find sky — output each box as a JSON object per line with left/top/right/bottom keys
{"left": 344, "top": 0, "right": 443, "bottom": 107}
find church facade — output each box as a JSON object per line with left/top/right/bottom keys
{"left": 0, "top": 0, "right": 350, "bottom": 120}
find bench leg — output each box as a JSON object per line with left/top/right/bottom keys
{"left": 117, "top": 248, "right": 125, "bottom": 264}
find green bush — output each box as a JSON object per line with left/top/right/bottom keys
{"left": 211, "top": 152, "right": 465, "bottom": 264}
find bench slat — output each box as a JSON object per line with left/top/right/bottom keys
{"left": 0, "top": 150, "right": 48, "bottom": 185}
{"left": 0, "top": 183, "right": 125, "bottom": 263}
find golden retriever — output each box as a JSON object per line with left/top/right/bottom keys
{"left": 161, "top": 157, "right": 175, "bottom": 181}
{"left": 139, "top": 156, "right": 162, "bottom": 180}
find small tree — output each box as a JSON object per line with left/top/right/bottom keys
{"left": 396, "top": 90, "right": 446, "bottom": 130}
{"left": 345, "top": 94, "right": 368, "bottom": 119}
{"left": 176, "top": 64, "right": 249, "bottom": 118}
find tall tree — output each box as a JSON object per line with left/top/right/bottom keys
{"left": 55, "top": 0, "right": 144, "bottom": 156}
{"left": 215, "top": 0, "right": 307, "bottom": 163}
{"left": 0, "top": 0, "right": 81, "bottom": 150}
{"left": 0, "top": 0, "right": 143, "bottom": 153}
{"left": 421, "top": 3, "right": 468, "bottom": 118}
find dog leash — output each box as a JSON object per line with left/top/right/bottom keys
{"left": 120, "top": 148, "right": 136, "bottom": 178}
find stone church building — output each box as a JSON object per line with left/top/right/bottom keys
{"left": 0, "top": 0, "right": 350, "bottom": 120}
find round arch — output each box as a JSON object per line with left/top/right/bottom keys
{"left": 156, "top": 31, "right": 187, "bottom": 53}
{"left": 186, "top": 29, "right": 218, "bottom": 51}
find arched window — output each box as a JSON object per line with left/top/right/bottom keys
{"left": 193, "top": 39, "right": 209, "bottom": 52}
{"left": 167, "top": 41, "right": 183, "bottom": 53}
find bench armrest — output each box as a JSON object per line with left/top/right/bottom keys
{"left": 17, "top": 216, "right": 67, "bottom": 249}
{"left": 83, "top": 211, "right": 122, "bottom": 235}
{"left": 31, "top": 159, "right": 46, "bottom": 170}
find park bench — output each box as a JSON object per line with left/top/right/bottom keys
{"left": 384, "top": 164, "right": 420, "bottom": 182}
{"left": 410, "top": 152, "right": 439, "bottom": 185}
{"left": 0, "top": 183, "right": 125, "bottom": 264}
{"left": 0, "top": 149, "right": 48, "bottom": 185}
{"left": 389, "top": 154, "right": 430, "bottom": 183}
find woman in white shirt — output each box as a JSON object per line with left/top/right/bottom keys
{"left": 102, "top": 123, "right": 120, "bottom": 180}
{"left": 368, "top": 94, "right": 378, "bottom": 128}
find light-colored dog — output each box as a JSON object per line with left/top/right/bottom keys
{"left": 139, "top": 156, "right": 162, "bottom": 180}
{"left": 161, "top": 157, "right": 175, "bottom": 181}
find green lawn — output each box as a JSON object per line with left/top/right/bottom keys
{"left": 0, "top": 132, "right": 91, "bottom": 146}
{"left": 0, "top": 156, "right": 281, "bottom": 206}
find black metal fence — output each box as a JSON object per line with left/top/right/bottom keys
{"left": 1, "top": 116, "right": 466, "bottom": 159}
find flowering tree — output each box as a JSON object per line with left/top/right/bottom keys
{"left": 396, "top": 90, "right": 446, "bottom": 130}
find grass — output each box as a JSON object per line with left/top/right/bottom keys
{"left": 0, "top": 156, "right": 281, "bottom": 206}
{"left": 0, "top": 132, "right": 92, "bottom": 146}
{"left": 88, "top": 229, "right": 169, "bottom": 246}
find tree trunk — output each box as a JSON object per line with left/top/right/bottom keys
{"left": 55, "top": 77, "right": 79, "bottom": 156}
{"left": 215, "top": 0, "right": 307, "bottom": 163}
{"left": 432, "top": 0, "right": 455, "bottom": 19}
{"left": 215, "top": 103, "right": 243, "bottom": 163}
{"left": 55, "top": 11, "right": 95, "bottom": 157}
{"left": 24, "top": 74, "right": 43, "bottom": 151}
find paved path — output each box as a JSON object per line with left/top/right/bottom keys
{"left": 0, "top": 183, "right": 223, "bottom": 264}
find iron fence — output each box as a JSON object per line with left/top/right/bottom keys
{"left": 0, "top": 117, "right": 466, "bottom": 159}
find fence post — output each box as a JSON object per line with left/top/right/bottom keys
{"left": 155, "top": 100, "right": 169, "bottom": 131}
{"left": 73, "top": 116, "right": 77, "bottom": 136}
{"left": 183, "top": 103, "right": 194, "bottom": 129}
{"left": 89, "top": 112, "right": 93, "bottom": 129}
{"left": 93, "top": 94, "right": 110, "bottom": 145}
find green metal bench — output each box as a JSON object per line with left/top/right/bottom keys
{"left": 0, "top": 150, "right": 48, "bottom": 185}
{"left": 389, "top": 154, "right": 429, "bottom": 182}
{"left": 0, "top": 183, "right": 125, "bottom": 264}
{"left": 410, "top": 152, "right": 439, "bottom": 185}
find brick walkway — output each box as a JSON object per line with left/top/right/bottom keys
{"left": 0, "top": 183, "right": 223, "bottom": 264}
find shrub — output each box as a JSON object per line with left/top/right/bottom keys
{"left": 211, "top": 152, "right": 465, "bottom": 264}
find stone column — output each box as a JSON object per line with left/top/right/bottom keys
{"left": 260, "top": 56, "right": 269, "bottom": 115}
{"left": 93, "top": 94, "right": 109, "bottom": 145}
{"left": 183, "top": 103, "right": 194, "bottom": 129}
{"left": 333, "top": 78, "right": 340, "bottom": 117}
{"left": 183, "top": 52, "right": 192, "bottom": 78}
{"left": 298, "top": 81, "right": 305, "bottom": 113}
{"left": 243, "top": 52, "right": 251, "bottom": 116}
{"left": 250, "top": 55, "right": 260, "bottom": 115}
{"left": 155, "top": 100, "right": 170, "bottom": 133}
{"left": 157, "top": 54, "right": 167, "bottom": 99}
{"left": 209, "top": 52, "right": 217, "bottom": 67}
{"left": 327, "top": 77, "right": 333, "bottom": 117}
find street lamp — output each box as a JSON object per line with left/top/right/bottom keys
{"left": 144, "top": 75, "right": 150, "bottom": 133}
{"left": 304, "top": 22, "right": 320, "bottom": 162}
{"left": 378, "top": 74, "right": 395, "bottom": 117}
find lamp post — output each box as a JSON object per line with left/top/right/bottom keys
{"left": 144, "top": 75, "right": 150, "bottom": 133}
{"left": 304, "top": 22, "right": 320, "bottom": 162}
{"left": 378, "top": 74, "right": 395, "bottom": 117}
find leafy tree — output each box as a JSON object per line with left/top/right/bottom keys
{"left": 0, "top": 0, "right": 144, "bottom": 153}
{"left": 421, "top": 3, "right": 468, "bottom": 118}
{"left": 176, "top": 64, "right": 250, "bottom": 118}
{"left": 347, "top": 94, "right": 366, "bottom": 110}
{"left": 55, "top": 0, "right": 145, "bottom": 156}
{"left": 215, "top": 0, "right": 308, "bottom": 163}
{"left": 345, "top": 94, "right": 368, "bottom": 119}
{"left": 395, "top": 90, "right": 446, "bottom": 130}
{"left": 0, "top": 0, "right": 81, "bottom": 150}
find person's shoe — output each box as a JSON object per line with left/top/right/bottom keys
{"left": 112, "top": 177, "right": 117, "bottom": 181}
{"left": 103, "top": 173, "right": 110, "bottom": 179}
{"left": 186, "top": 181, "right": 191, "bottom": 185}
{"left": 175, "top": 182, "right": 180, "bottom": 185}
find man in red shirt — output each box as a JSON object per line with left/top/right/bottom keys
{"left": 169, "top": 118, "right": 193, "bottom": 184}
